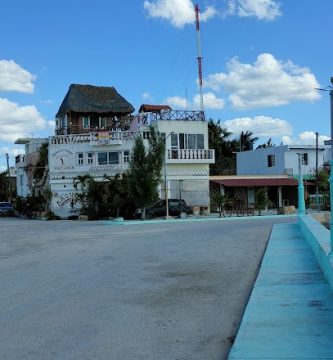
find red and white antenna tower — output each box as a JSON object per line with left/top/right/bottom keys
{"left": 195, "top": 4, "right": 204, "bottom": 113}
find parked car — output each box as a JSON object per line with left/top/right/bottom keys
{"left": 134, "top": 199, "right": 192, "bottom": 219}
{"left": 0, "top": 202, "right": 15, "bottom": 216}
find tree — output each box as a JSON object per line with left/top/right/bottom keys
{"left": 208, "top": 119, "right": 236, "bottom": 175}
{"left": 255, "top": 187, "right": 268, "bottom": 215}
{"left": 103, "top": 173, "right": 130, "bottom": 218}
{"left": 239, "top": 131, "right": 259, "bottom": 151}
{"left": 211, "top": 191, "right": 225, "bottom": 217}
{"left": 127, "top": 126, "right": 165, "bottom": 219}
{"left": 256, "top": 138, "right": 275, "bottom": 149}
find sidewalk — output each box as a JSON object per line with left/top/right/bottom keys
{"left": 228, "top": 222, "right": 333, "bottom": 359}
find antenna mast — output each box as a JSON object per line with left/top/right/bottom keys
{"left": 195, "top": 4, "right": 204, "bottom": 113}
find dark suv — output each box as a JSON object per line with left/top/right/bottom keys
{"left": 0, "top": 202, "right": 15, "bottom": 216}
{"left": 135, "top": 199, "right": 192, "bottom": 219}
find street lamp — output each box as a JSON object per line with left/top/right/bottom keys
{"left": 164, "top": 132, "right": 174, "bottom": 219}
{"left": 297, "top": 153, "right": 305, "bottom": 215}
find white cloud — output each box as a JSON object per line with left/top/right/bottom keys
{"left": 165, "top": 92, "right": 225, "bottom": 110}
{"left": 165, "top": 96, "right": 187, "bottom": 109}
{"left": 205, "top": 53, "right": 320, "bottom": 110}
{"left": 222, "top": 115, "right": 292, "bottom": 137}
{"left": 0, "top": 97, "right": 52, "bottom": 142}
{"left": 39, "top": 99, "right": 53, "bottom": 104}
{"left": 0, "top": 60, "right": 36, "bottom": 94}
{"left": 142, "top": 92, "right": 152, "bottom": 101}
{"left": 282, "top": 131, "right": 330, "bottom": 146}
{"left": 194, "top": 92, "right": 225, "bottom": 109}
{"left": 144, "top": 0, "right": 217, "bottom": 28}
{"left": 226, "top": 0, "right": 281, "bottom": 20}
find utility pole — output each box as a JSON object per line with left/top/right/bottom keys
{"left": 315, "top": 132, "right": 319, "bottom": 211}
{"left": 195, "top": 4, "right": 204, "bottom": 114}
{"left": 297, "top": 153, "right": 305, "bottom": 215}
{"left": 6, "top": 153, "right": 12, "bottom": 202}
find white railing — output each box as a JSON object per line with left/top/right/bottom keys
{"left": 50, "top": 131, "right": 135, "bottom": 146}
{"left": 167, "top": 149, "right": 215, "bottom": 161}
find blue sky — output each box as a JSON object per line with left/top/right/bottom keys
{"left": 1, "top": 0, "right": 333, "bottom": 170}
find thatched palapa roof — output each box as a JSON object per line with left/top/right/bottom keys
{"left": 56, "top": 84, "right": 135, "bottom": 117}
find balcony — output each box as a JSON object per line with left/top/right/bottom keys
{"left": 167, "top": 149, "right": 215, "bottom": 164}
{"left": 147, "top": 110, "right": 205, "bottom": 122}
{"left": 50, "top": 131, "right": 135, "bottom": 146}
{"left": 90, "top": 131, "right": 135, "bottom": 145}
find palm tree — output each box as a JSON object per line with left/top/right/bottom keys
{"left": 208, "top": 119, "right": 235, "bottom": 175}
{"left": 239, "top": 131, "right": 259, "bottom": 151}
{"left": 73, "top": 174, "right": 93, "bottom": 206}
{"left": 255, "top": 187, "right": 268, "bottom": 215}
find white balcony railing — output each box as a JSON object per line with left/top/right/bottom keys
{"left": 50, "top": 131, "right": 135, "bottom": 146}
{"left": 167, "top": 149, "right": 215, "bottom": 163}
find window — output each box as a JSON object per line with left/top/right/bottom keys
{"left": 178, "top": 133, "right": 205, "bottom": 149}
{"left": 123, "top": 150, "right": 130, "bottom": 163}
{"left": 267, "top": 154, "right": 276, "bottom": 167}
{"left": 77, "top": 153, "right": 84, "bottom": 165}
{"left": 143, "top": 131, "right": 150, "bottom": 139}
{"left": 109, "top": 152, "right": 119, "bottom": 165}
{"left": 171, "top": 133, "right": 178, "bottom": 149}
{"left": 302, "top": 153, "right": 308, "bottom": 165}
{"left": 87, "top": 152, "right": 94, "bottom": 165}
{"left": 197, "top": 134, "right": 204, "bottom": 149}
{"left": 98, "top": 152, "right": 108, "bottom": 165}
{"left": 100, "top": 117, "right": 107, "bottom": 128}
{"left": 97, "top": 152, "right": 119, "bottom": 165}
{"left": 83, "top": 116, "right": 90, "bottom": 128}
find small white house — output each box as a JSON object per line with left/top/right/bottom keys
{"left": 237, "top": 145, "right": 330, "bottom": 178}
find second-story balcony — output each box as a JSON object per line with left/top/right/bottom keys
{"left": 167, "top": 149, "right": 215, "bottom": 164}
{"left": 50, "top": 131, "right": 135, "bottom": 146}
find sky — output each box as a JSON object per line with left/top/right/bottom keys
{"left": 1, "top": 0, "right": 333, "bottom": 171}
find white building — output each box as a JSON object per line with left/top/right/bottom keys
{"left": 237, "top": 145, "right": 330, "bottom": 178}
{"left": 15, "top": 137, "right": 49, "bottom": 197}
{"left": 27, "top": 84, "right": 215, "bottom": 218}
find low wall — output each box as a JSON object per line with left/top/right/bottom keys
{"left": 298, "top": 214, "right": 333, "bottom": 291}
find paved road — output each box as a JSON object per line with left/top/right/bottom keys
{"left": 0, "top": 216, "right": 295, "bottom": 360}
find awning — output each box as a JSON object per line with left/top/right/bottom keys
{"left": 211, "top": 178, "right": 299, "bottom": 187}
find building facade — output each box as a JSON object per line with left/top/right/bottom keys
{"left": 237, "top": 145, "right": 330, "bottom": 178}
{"left": 15, "top": 84, "right": 214, "bottom": 218}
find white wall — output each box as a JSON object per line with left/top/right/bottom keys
{"left": 237, "top": 145, "right": 330, "bottom": 176}
{"left": 285, "top": 147, "right": 327, "bottom": 177}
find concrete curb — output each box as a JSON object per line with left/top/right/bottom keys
{"left": 298, "top": 214, "right": 333, "bottom": 291}
{"left": 103, "top": 214, "right": 297, "bottom": 226}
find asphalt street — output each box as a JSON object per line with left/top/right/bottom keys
{"left": 0, "top": 216, "right": 295, "bottom": 360}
